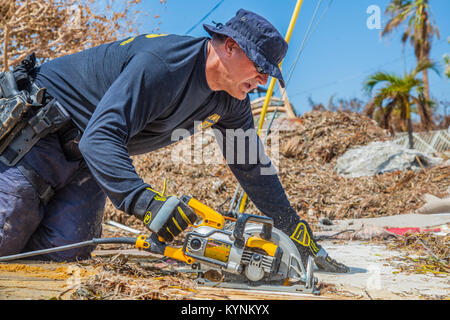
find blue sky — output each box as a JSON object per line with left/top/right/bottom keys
{"left": 135, "top": 0, "right": 450, "bottom": 117}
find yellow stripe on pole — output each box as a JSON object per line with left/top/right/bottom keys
{"left": 240, "top": 0, "right": 304, "bottom": 213}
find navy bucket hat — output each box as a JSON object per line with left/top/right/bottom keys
{"left": 203, "top": 9, "right": 288, "bottom": 88}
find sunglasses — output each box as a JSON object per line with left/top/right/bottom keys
{"left": 253, "top": 62, "right": 267, "bottom": 75}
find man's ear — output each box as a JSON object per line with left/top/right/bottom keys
{"left": 224, "top": 37, "right": 237, "bottom": 57}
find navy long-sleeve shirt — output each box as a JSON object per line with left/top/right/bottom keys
{"left": 34, "top": 34, "right": 299, "bottom": 230}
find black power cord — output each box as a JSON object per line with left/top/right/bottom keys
{"left": 0, "top": 237, "right": 137, "bottom": 262}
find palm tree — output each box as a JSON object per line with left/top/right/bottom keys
{"left": 382, "top": 0, "right": 440, "bottom": 130}
{"left": 364, "top": 61, "right": 438, "bottom": 149}
{"left": 444, "top": 37, "right": 450, "bottom": 79}
{"left": 445, "top": 55, "right": 450, "bottom": 79}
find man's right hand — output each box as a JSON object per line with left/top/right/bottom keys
{"left": 133, "top": 188, "right": 197, "bottom": 242}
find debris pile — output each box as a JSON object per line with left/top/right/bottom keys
{"left": 103, "top": 110, "right": 450, "bottom": 229}
{"left": 384, "top": 232, "right": 449, "bottom": 277}
{"left": 72, "top": 256, "right": 198, "bottom": 300}
{"left": 278, "top": 110, "right": 391, "bottom": 162}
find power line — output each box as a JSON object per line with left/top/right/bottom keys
{"left": 289, "top": 58, "right": 405, "bottom": 98}
{"left": 185, "top": 0, "right": 225, "bottom": 35}
{"left": 308, "top": 0, "right": 334, "bottom": 39}
{"left": 288, "top": 40, "right": 448, "bottom": 99}
{"left": 283, "top": 0, "right": 323, "bottom": 89}
{"left": 259, "top": 1, "right": 333, "bottom": 137}
{"left": 284, "top": 0, "right": 334, "bottom": 89}
{"left": 269, "top": 0, "right": 333, "bottom": 98}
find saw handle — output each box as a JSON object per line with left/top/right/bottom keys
{"left": 135, "top": 233, "right": 194, "bottom": 264}
{"left": 233, "top": 213, "right": 273, "bottom": 249}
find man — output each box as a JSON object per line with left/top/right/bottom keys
{"left": 0, "top": 9, "right": 349, "bottom": 272}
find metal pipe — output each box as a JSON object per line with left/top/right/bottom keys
{"left": 106, "top": 220, "right": 141, "bottom": 234}
{"left": 228, "top": 184, "right": 241, "bottom": 217}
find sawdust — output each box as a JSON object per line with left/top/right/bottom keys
{"left": 0, "top": 264, "right": 70, "bottom": 280}
{"left": 0, "top": 263, "right": 94, "bottom": 280}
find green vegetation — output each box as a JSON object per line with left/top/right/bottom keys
{"left": 364, "top": 61, "right": 439, "bottom": 148}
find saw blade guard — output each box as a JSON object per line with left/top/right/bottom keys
{"left": 243, "top": 222, "right": 308, "bottom": 282}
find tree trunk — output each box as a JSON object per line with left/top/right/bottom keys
{"left": 405, "top": 99, "right": 414, "bottom": 149}
{"left": 422, "top": 68, "right": 430, "bottom": 102}
{"left": 421, "top": 68, "right": 436, "bottom": 130}
{"left": 417, "top": 7, "right": 435, "bottom": 130}
{"left": 407, "top": 117, "right": 414, "bottom": 149}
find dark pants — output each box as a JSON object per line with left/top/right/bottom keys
{"left": 0, "top": 133, "right": 106, "bottom": 261}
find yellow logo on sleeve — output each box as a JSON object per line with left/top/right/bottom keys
{"left": 197, "top": 114, "right": 221, "bottom": 131}
{"left": 145, "top": 34, "right": 168, "bottom": 38}
{"left": 120, "top": 34, "right": 168, "bottom": 46}
{"left": 120, "top": 37, "right": 135, "bottom": 45}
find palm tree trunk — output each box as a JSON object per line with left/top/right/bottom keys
{"left": 421, "top": 68, "right": 436, "bottom": 130}
{"left": 405, "top": 99, "right": 414, "bottom": 149}
{"left": 418, "top": 7, "right": 435, "bottom": 130}
{"left": 407, "top": 117, "right": 414, "bottom": 149}
{"left": 422, "top": 69, "right": 430, "bottom": 101}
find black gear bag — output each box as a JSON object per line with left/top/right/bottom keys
{"left": 0, "top": 53, "right": 71, "bottom": 167}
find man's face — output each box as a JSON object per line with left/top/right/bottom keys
{"left": 220, "top": 38, "right": 269, "bottom": 100}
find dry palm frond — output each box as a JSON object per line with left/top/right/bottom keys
{"left": 1, "top": 0, "right": 146, "bottom": 71}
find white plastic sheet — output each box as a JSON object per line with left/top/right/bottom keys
{"left": 334, "top": 141, "right": 443, "bottom": 178}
